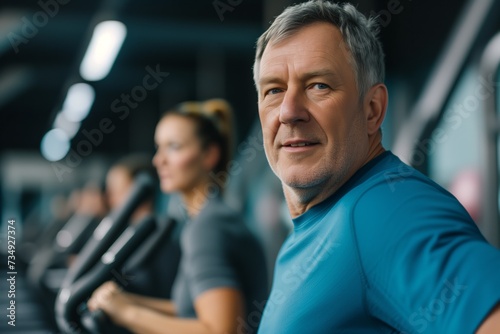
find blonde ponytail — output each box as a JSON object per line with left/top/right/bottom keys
{"left": 199, "top": 98, "right": 234, "bottom": 163}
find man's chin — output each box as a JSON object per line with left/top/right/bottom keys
{"left": 281, "top": 174, "right": 324, "bottom": 190}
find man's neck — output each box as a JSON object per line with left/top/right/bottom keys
{"left": 284, "top": 143, "right": 386, "bottom": 218}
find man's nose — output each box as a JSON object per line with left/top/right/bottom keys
{"left": 279, "top": 88, "right": 310, "bottom": 124}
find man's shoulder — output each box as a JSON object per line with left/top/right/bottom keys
{"left": 351, "top": 152, "right": 449, "bottom": 201}
{"left": 307, "top": 152, "right": 455, "bottom": 229}
{"left": 344, "top": 153, "right": 475, "bottom": 243}
{"left": 336, "top": 152, "right": 469, "bottom": 230}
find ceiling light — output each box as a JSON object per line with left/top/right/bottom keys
{"left": 54, "top": 112, "right": 81, "bottom": 138}
{"left": 61, "top": 82, "right": 95, "bottom": 123}
{"left": 40, "top": 128, "right": 70, "bottom": 161}
{"left": 79, "top": 20, "right": 127, "bottom": 81}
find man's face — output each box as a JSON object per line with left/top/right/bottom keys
{"left": 257, "top": 22, "right": 370, "bottom": 201}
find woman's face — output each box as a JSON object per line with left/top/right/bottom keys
{"left": 152, "top": 114, "right": 209, "bottom": 194}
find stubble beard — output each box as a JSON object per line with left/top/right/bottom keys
{"left": 281, "top": 153, "right": 352, "bottom": 205}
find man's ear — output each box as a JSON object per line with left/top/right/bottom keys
{"left": 364, "top": 83, "right": 388, "bottom": 135}
{"left": 203, "top": 144, "right": 221, "bottom": 172}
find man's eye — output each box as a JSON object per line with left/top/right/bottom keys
{"left": 313, "top": 83, "right": 329, "bottom": 90}
{"left": 266, "top": 88, "right": 283, "bottom": 95}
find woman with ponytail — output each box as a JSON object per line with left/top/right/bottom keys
{"left": 88, "top": 99, "right": 268, "bottom": 334}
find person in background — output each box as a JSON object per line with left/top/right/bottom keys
{"left": 105, "top": 155, "right": 155, "bottom": 223}
{"left": 63, "top": 182, "right": 108, "bottom": 267}
{"left": 253, "top": 1, "right": 500, "bottom": 333}
{"left": 88, "top": 99, "right": 268, "bottom": 334}
{"left": 27, "top": 182, "right": 107, "bottom": 300}
{"left": 103, "top": 154, "right": 180, "bottom": 299}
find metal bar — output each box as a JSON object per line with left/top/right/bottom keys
{"left": 479, "top": 32, "right": 500, "bottom": 247}
{"left": 393, "top": 0, "right": 496, "bottom": 168}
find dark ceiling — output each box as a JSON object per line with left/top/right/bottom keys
{"left": 0, "top": 0, "right": 469, "bottom": 158}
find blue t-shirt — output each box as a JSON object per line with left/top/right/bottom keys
{"left": 258, "top": 151, "right": 500, "bottom": 334}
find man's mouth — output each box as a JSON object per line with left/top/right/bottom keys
{"left": 282, "top": 139, "right": 319, "bottom": 147}
{"left": 288, "top": 142, "right": 313, "bottom": 147}
{"left": 281, "top": 140, "right": 319, "bottom": 152}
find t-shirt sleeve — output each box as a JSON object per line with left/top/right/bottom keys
{"left": 353, "top": 176, "right": 500, "bottom": 334}
{"left": 182, "top": 215, "right": 240, "bottom": 300}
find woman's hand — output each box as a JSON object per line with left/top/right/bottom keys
{"left": 87, "top": 281, "right": 133, "bottom": 326}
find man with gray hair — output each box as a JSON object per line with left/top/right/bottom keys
{"left": 254, "top": 1, "right": 500, "bottom": 333}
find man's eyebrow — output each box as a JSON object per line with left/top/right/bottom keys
{"left": 258, "top": 69, "right": 338, "bottom": 87}
{"left": 300, "top": 69, "right": 338, "bottom": 81}
{"left": 258, "top": 75, "right": 283, "bottom": 87}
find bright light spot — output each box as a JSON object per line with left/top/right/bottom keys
{"left": 80, "top": 20, "right": 127, "bottom": 81}
{"left": 56, "top": 230, "right": 73, "bottom": 248}
{"left": 61, "top": 83, "right": 95, "bottom": 122}
{"left": 54, "top": 112, "right": 81, "bottom": 139}
{"left": 40, "top": 128, "right": 70, "bottom": 161}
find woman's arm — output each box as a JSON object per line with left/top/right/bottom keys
{"left": 88, "top": 281, "right": 176, "bottom": 316}
{"left": 125, "top": 292, "right": 177, "bottom": 316}
{"left": 477, "top": 303, "right": 500, "bottom": 334}
{"left": 192, "top": 287, "right": 246, "bottom": 334}
{"left": 88, "top": 282, "right": 246, "bottom": 334}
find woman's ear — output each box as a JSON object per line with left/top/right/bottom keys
{"left": 364, "top": 83, "right": 388, "bottom": 135}
{"left": 203, "top": 144, "right": 221, "bottom": 172}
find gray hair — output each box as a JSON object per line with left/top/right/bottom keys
{"left": 253, "top": 0, "right": 385, "bottom": 100}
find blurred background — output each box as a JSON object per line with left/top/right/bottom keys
{"left": 1, "top": 0, "right": 500, "bottom": 329}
